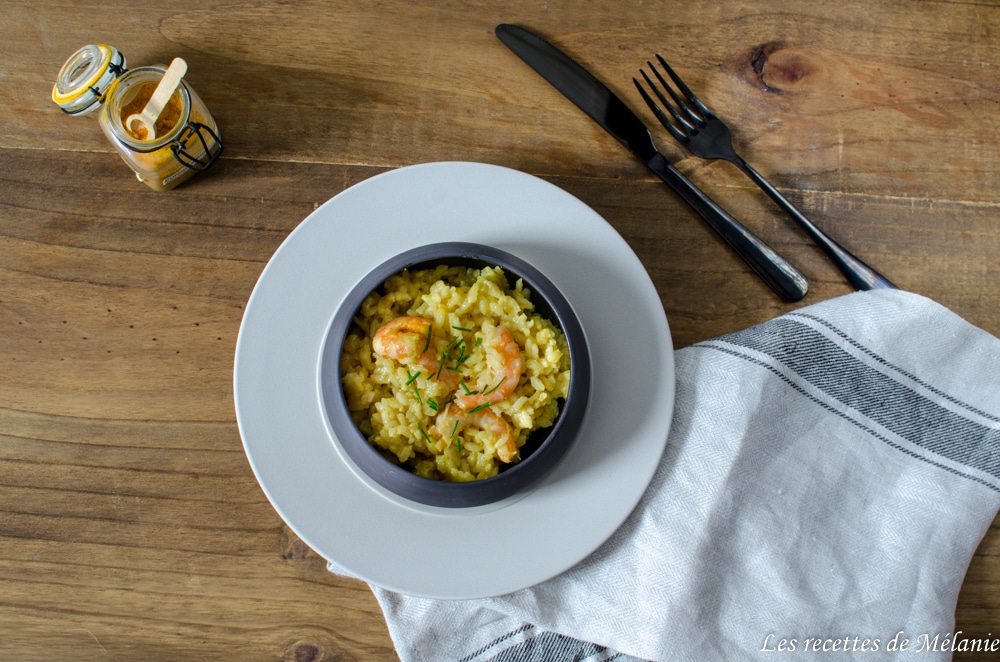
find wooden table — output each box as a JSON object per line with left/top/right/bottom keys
{"left": 3, "top": 0, "right": 998, "bottom": 659}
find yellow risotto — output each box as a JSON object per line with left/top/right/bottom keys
{"left": 340, "top": 265, "right": 571, "bottom": 482}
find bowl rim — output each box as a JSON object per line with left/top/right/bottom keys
{"left": 318, "top": 241, "right": 591, "bottom": 508}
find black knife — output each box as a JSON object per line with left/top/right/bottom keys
{"left": 495, "top": 23, "right": 808, "bottom": 302}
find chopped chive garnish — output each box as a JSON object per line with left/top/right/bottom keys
{"left": 427, "top": 397, "right": 439, "bottom": 412}
{"left": 468, "top": 402, "right": 491, "bottom": 413}
{"left": 446, "top": 366, "right": 463, "bottom": 374}
{"left": 450, "top": 419, "right": 460, "bottom": 438}
{"left": 459, "top": 381, "right": 478, "bottom": 395}
{"left": 452, "top": 325, "right": 472, "bottom": 332}
{"left": 475, "top": 337, "right": 483, "bottom": 346}
{"left": 481, "top": 378, "right": 505, "bottom": 396}
{"left": 405, "top": 370, "right": 420, "bottom": 385}
{"left": 456, "top": 437, "right": 462, "bottom": 452}
{"left": 423, "top": 321, "right": 433, "bottom": 352}
{"left": 446, "top": 336, "right": 462, "bottom": 350}
{"left": 413, "top": 383, "right": 422, "bottom": 404}
{"left": 418, "top": 424, "right": 432, "bottom": 445}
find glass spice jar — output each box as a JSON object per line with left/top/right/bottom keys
{"left": 52, "top": 45, "right": 223, "bottom": 191}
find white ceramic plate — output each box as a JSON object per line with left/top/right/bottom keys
{"left": 234, "top": 162, "right": 675, "bottom": 599}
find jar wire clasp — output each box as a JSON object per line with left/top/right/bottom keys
{"left": 172, "top": 122, "right": 223, "bottom": 172}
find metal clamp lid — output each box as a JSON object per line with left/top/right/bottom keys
{"left": 52, "top": 44, "right": 127, "bottom": 116}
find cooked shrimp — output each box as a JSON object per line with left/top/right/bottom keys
{"left": 434, "top": 403, "right": 518, "bottom": 463}
{"left": 372, "top": 316, "right": 458, "bottom": 388}
{"left": 372, "top": 316, "right": 433, "bottom": 361}
{"left": 455, "top": 325, "right": 522, "bottom": 410}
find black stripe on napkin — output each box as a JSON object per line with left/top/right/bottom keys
{"left": 461, "top": 623, "right": 636, "bottom": 662}
{"left": 705, "top": 317, "right": 1000, "bottom": 489}
{"left": 795, "top": 312, "right": 1000, "bottom": 423}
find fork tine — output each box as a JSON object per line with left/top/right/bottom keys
{"left": 632, "top": 75, "right": 690, "bottom": 144}
{"left": 645, "top": 62, "right": 703, "bottom": 129}
{"left": 655, "top": 53, "right": 715, "bottom": 119}
{"left": 638, "top": 69, "right": 695, "bottom": 134}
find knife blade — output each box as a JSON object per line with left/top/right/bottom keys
{"left": 495, "top": 23, "right": 808, "bottom": 302}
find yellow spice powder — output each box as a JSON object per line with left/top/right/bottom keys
{"left": 120, "top": 81, "right": 183, "bottom": 141}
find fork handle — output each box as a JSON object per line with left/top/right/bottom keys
{"left": 646, "top": 153, "right": 809, "bottom": 302}
{"left": 734, "top": 158, "right": 897, "bottom": 291}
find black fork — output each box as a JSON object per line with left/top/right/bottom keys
{"left": 635, "top": 54, "right": 896, "bottom": 290}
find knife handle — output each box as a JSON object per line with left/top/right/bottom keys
{"left": 647, "top": 153, "right": 809, "bottom": 302}
{"left": 738, "top": 159, "right": 896, "bottom": 291}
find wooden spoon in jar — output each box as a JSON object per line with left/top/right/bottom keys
{"left": 125, "top": 57, "right": 187, "bottom": 140}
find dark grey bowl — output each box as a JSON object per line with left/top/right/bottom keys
{"left": 319, "top": 242, "right": 591, "bottom": 508}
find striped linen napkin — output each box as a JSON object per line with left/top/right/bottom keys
{"left": 333, "top": 289, "right": 1000, "bottom": 661}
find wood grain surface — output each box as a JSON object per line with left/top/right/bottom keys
{"left": 2, "top": 0, "right": 998, "bottom": 659}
